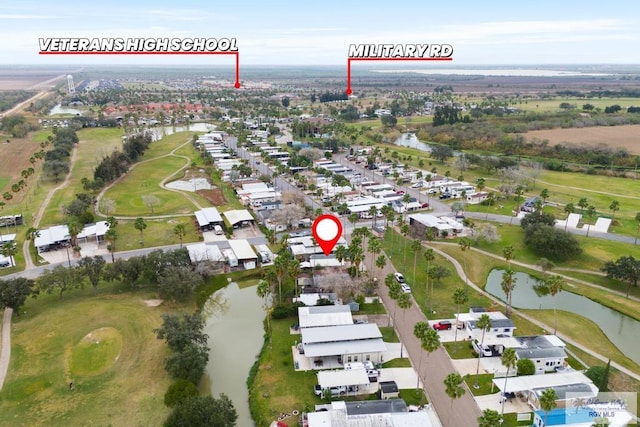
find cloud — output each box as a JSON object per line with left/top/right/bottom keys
{"left": 0, "top": 14, "right": 55, "bottom": 19}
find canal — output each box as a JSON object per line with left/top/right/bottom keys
{"left": 485, "top": 269, "right": 640, "bottom": 366}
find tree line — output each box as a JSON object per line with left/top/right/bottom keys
{"left": 83, "top": 131, "right": 153, "bottom": 191}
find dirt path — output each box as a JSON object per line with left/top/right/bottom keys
{"left": 0, "top": 308, "right": 13, "bottom": 391}
{"left": 94, "top": 138, "right": 203, "bottom": 219}
{"left": 535, "top": 178, "right": 640, "bottom": 201}
{"left": 22, "top": 145, "right": 79, "bottom": 269}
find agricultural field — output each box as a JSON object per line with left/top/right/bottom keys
{"left": 39, "top": 127, "right": 124, "bottom": 226}
{"left": 0, "top": 291, "right": 176, "bottom": 426}
{"left": 0, "top": 130, "right": 50, "bottom": 202}
{"left": 524, "top": 124, "right": 640, "bottom": 154}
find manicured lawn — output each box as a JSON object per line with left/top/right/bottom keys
{"left": 398, "top": 388, "right": 428, "bottom": 406}
{"left": 0, "top": 290, "right": 178, "bottom": 426}
{"left": 358, "top": 300, "right": 387, "bottom": 314}
{"left": 102, "top": 155, "right": 196, "bottom": 216}
{"left": 382, "top": 358, "right": 412, "bottom": 368}
{"left": 442, "top": 340, "right": 476, "bottom": 360}
{"left": 379, "top": 326, "right": 399, "bottom": 343}
{"left": 463, "top": 373, "right": 496, "bottom": 396}
{"left": 249, "top": 319, "right": 321, "bottom": 427}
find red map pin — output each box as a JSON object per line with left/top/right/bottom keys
{"left": 312, "top": 214, "right": 343, "bottom": 256}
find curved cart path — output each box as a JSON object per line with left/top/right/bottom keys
{"left": 94, "top": 138, "right": 203, "bottom": 219}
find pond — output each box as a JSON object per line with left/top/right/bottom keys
{"left": 203, "top": 282, "right": 265, "bottom": 427}
{"left": 393, "top": 132, "right": 432, "bottom": 152}
{"left": 149, "top": 122, "right": 215, "bottom": 141}
{"left": 48, "top": 104, "right": 83, "bottom": 115}
{"left": 485, "top": 269, "right": 640, "bottom": 366}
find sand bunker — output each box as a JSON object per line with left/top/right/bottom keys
{"left": 165, "top": 178, "right": 214, "bottom": 192}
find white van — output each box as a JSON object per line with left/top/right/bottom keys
{"left": 213, "top": 225, "right": 223, "bottom": 235}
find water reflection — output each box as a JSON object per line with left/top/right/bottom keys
{"left": 203, "top": 283, "right": 265, "bottom": 427}
{"left": 485, "top": 269, "right": 640, "bottom": 365}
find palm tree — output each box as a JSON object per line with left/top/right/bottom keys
{"left": 367, "top": 237, "right": 382, "bottom": 272}
{"left": 410, "top": 239, "right": 422, "bottom": 284}
{"left": 458, "top": 237, "right": 472, "bottom": 285}
{"left": 368, "top": 205, "right": 378, "bottom": 228}
{"left": 635, "top": 212, "right": 640, "bottom": 244}
{"left": 502, "top": 245, "right": 514, "bottom": 268}
{"left": 400, "top": 223, "right": 409, "bottom": 265}
{"left": 413, "top": 321, "right": 430, "bottom": 388}
{"left": 104, "top": 228, "right": 118, "bottom": 263}
{"left": 452, "top": 287, "right": 469, "bottom": 354}
{"left": 539, "top": 388, "right": 559, "bottom": 426}
{"left": 477, "top": 409, "right": 502, "bottom": 427}
{"left": 540, "top": 188, "right": 550, "bottom": 205}
{"left": 264, "top": 228, "right": 276, "bottom": 246}
{"left": 66, "top": 218, "right": 83, "bottom": 257}
{"left": 474, "top": 314, "right": 492, "bottom": 388}
{"left": 414, "top": 324, "right": 439, "bottom": 390}
{"left": 335, "top": 244, "right": 348, "bottom": 265}
{"left": 500, "top": 348, "right": 517, "bottom": 415}
{"left": 256, "top": 279, "right": 273, "bottom": 336}
{"left": 563, "top": 203, "right": 575, "bottom": 231}
{"left": 386, "top": 278, "right": 402, "bottom": 327}
{"left": 485, "top": 191, "right": 496, "bottom": 219}
{"left": 173, "top": 223, "right": 186, "bottom": 248}
{"left": 134, "top": 217, "right": 147, "bottom": 245}
{"left": 375, "top": 254, "right": 386, "bottom": 275}
{"left": 25, "top": 227, "right": 40, "bottom": 242}
{"left": 444, "top": 372, "right": 466, "bottom": 425}
{"left": 423, "top": 248, "right": 435, "bottom": 309}
{"left": 0, "top": 242, "right": 17, "bottom": 267}
{"left": 402, "top": 193, "right": 411, "bottom": 221}
{"left": 577, "top": 197, "right": 588, "bottom": 215}
{"left": 545, "top": 274, "right": 565, "bottom": 334}
{"left": 584, "top": 205, "right": 597, "bottom": 237}
{"left": 609, "top": 200, "right": 620, "bottom": 223}
{"left": 501, "top": 268, "right": 517, "bottom": 317}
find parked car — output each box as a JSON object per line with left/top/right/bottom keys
{"left": 259, "top": 251, "right": 271, "bottom": 263}
{"left": 439, "top": 193, "right": 452, "bottom": 200}
{"left": 421, "top": 202, "right": 429, "bottom": 208}
{"left": 394, "top": 272, "right": 405, "bottom": 283}
{"left": 433, "top": 320, "right": 453, "bottom": 331}
{"left": 401, "top": 284, "right": 411, "bottom": 294}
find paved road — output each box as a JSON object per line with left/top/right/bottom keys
{"left": 0, "top": 308, "right": 13, "bottom": 391}
{"left": 362, "top": 244, "right": 481, "bottom": 427}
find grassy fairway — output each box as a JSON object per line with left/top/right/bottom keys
{"left": 0, "top": 292, "right": 175, "bottom": 426}
{"left": 40, "top": 127, "right": 124, "bottom": 226}
{"left": 103, "top": 156, "right": 195, "bottom": 216}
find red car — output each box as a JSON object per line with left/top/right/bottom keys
{"left": 433, "top": 321, "right": 452, "bottom": 331}
{"left": 421, "top": 202, "right": 429, "bottom": 208}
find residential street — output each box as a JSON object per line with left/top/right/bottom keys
{"left": 363, "top": 247, "right": 482, "bottom": 427}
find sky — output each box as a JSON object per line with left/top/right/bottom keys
{"left": 1, "top": 0, "right": 640, "bottom": 66}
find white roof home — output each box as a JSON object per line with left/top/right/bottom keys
{"left": 492, "top": 371, "right": 595, "bottom": 394}
{"left": 317, "top": 368, "right": 370, "bottom": 388}
{"left": 0, "top": 233, "right": 16, "bottom": 244}
{"left": 228, "top": 239, "right": 257, "bottom": 260}
{"left": 34, "top": 222, "right": 110, "bottom": 252}
{"left": 409, "top": 213, "right": 458, "bottom": 232}
{"left": 298, "top": 305, "right": 353, "bottom": 328}
{"left": 301, "top": 324, "right": 386, "bottom": 358}
{"left": 194, "top": 207, "right": 223, "bottom": 228}
{"left": 223, "top": 209, "right": 254, "bottom": 226}
{"left": 186, "top": 242, "right": 225, "bottom": 263}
